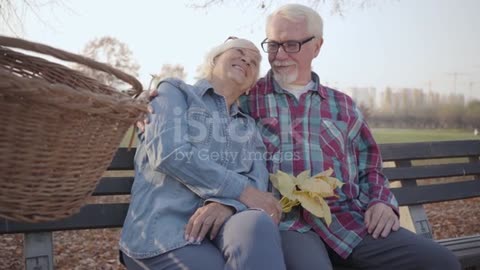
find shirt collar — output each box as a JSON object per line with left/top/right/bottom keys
{"left": 268, "top": 70, "right": 327, "bottom": 99}
{"left": 311, "top": 72, "right": 328, "bottom": 99}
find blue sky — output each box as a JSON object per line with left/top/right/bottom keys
{"left": 2, "top": 0, "right": 479, "bottom": 99}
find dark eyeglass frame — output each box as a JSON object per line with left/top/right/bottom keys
{"left": 261, "top": 36, "right": 315, "bottom": 53}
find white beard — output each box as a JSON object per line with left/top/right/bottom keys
{"left": 272, "top": 61, "right": 298, "bottom": 89}
{"left": 273, "top": 69, "right": 298, "bottom": 89}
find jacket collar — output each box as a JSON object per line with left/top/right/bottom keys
{"left": 195, "top": 79, "right": 244, "bottom": 117}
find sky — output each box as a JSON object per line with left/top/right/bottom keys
{"left": 2, "top": 0, "right": 480, "bottom": 100}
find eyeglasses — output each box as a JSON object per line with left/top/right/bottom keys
{"left": 261, "top": 36, "right": 315, "bottom": 53}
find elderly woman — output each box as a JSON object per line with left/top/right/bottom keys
{"left": 119, "top": 37, "right": 285, "bottom": 270}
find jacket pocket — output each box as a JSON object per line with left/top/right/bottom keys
{"left": 186, "top": 109, "right": 212, "bottom": 146}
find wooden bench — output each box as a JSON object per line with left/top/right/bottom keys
{"left": 1, "top": 140, "right": 479, "bottom": 270}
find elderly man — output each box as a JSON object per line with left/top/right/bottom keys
{"left": 238, "top": 3, "right": 460, "bottom": 270}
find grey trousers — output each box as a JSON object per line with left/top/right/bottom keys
{"left": 122, "top": 210, "right": 286, "bottom": 270}
{"left": 280, "top": 228, "right": 461, "bottom": 270}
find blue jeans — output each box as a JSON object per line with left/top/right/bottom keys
{"left": 122, "top": 210, "right": 286, "bottom": 270}
{"left": 280, "top": 228, "right": 460, "bottom": 270}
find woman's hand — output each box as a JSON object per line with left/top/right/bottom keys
{"left": 239, "top": 186, "right": 283, "bottom": 224}
{"left": 185, "top": 202, "right": 234, "bottom": 243}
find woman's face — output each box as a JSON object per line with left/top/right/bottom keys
{"left": 212, "top": 48, "right": 260, "bottom": 93}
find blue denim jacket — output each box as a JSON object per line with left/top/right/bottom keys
{"left": 119, "top": 78, "right": 269, "bottom": 259}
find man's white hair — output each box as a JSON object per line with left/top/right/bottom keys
{"left": 266, "top": 4, "right": 324, "bottom": 38}
{"left": 196, "top": 38, "right": 262, "bottom": 80}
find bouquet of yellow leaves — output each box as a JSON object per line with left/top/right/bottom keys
{"left": 269, "top": 168, "right": 343, "bottom": 226}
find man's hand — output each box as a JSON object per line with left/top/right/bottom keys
{"left": 185, "top": 202, "right": 234, "bottom": 243}
{"left": 364, "top": 203, "right": 400, "bottom": 239}
{"left": 135, "top": 89, "right": 159, "bottom": 132}
{"left": 239, "top": 186, "right": 283, "bottom": 224}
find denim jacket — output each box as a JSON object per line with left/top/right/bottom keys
{"left": 119, "top": 78, "right": 269, "bottom": 259}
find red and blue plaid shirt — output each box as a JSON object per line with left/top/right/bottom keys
{"left": 239, "top": 71, "right": 399, "bottom": 258}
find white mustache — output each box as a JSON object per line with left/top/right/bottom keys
{"left": 273, "top": 60, "right": 296, "bottom": 67}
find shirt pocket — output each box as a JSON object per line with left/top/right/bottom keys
{"left": 186, "top": 108, "right": 212, "bottom": 146}
{"left": 318, "top": 119, "right": 346, "bottom": 160}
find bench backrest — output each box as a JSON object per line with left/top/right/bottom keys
{"left": 1, "top": 140, "right": 479, "bottom": 234}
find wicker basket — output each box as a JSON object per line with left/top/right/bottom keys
{"left": 0, "top": 36, "right": 147, "bottom": 223}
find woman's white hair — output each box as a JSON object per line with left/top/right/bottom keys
{"left": 266, "top": 4, "right": 324, "bottom": 38}
{"left": 196, "top": 37, "right": 262, "bottom": 80}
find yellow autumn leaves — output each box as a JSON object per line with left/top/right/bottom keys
{"left": 269, "top": 168, "right": 343, "bottom": 226}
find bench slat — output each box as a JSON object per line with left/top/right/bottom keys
{"left": 391, "top": 180, "right": 480, "bottom": 206}
{"left": 93, "top": 177, "right": 133, "bottom": 196}
{"left": 384, "top": 162, "right": 480, "bottom": 181}
{"left": 444, "top": 240, "right": 480, "bottom": 253}
{"left": 380, "top": 140, "right": 480, "bottom": 161}
{"left": 110, "top": 141, "right": 480, "bottom": 167}
{"left": 107, "top": 141, "right": 480, "bottom": 174}
{"left": 439, "top": 235, "right": 480, "bottom": 245}
{"left": 0, "top": 204, "right": 128, "bottom": 234}
{"left": 108, "top": 149, "right": 136, "bottom": 170}
{"left": 439, "top": 236, "right": 480, "bottom": 267}
{"left": 94, "top": 163, "right": 480, "bottom": 196}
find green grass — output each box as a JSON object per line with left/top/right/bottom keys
{"left": 371, "top": 128, "right": 479, "bottom": 167}
{"left": 372, "top": 128, "right": 480, "bottom": 144}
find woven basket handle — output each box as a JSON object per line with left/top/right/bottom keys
{"left": 0, "top": 35, "right": 143, "bottom": 96}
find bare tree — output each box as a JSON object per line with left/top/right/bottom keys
{"left": 188, "top": 0, "right": 381, "bottom": 15}
{"left": 0, "top": 0, "right": 71, "bottom": 35}
{"left": 148, "top": 64, "right": 187, "bottom": 90}
{"left": 74, "top": 36, "right": 140, "bottom": 91}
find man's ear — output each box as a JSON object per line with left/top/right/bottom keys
{"left": 313, "top": 38, "right": 324, "bottom": 57}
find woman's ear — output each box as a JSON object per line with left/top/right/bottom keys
{"left": 211, "top": 56, "right": 217, "bottom": 67}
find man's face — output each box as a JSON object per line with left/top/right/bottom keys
{"left": 266, "top": 15, "right": 322, "bottom": 86}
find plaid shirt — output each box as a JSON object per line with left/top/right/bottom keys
{"left": 239, "top": 71, "right": 399, "bottom": 258}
